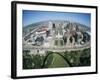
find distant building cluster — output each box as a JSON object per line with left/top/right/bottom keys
{"left": 23, "top": 21, "right": 90, "bottom": 47}
{"left": 23, "top": 20, "right": 90, "bottom": 55}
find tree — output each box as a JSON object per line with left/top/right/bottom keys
{"left": 79, "top": 48, "right": 91, "bottom": 66}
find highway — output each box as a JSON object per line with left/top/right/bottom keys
{"left": 23, "top": 42, "right": 90, "bottom": 52}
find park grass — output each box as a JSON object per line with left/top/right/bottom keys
{"left": 48, "top": 53, "right": 70, "bottom": 68}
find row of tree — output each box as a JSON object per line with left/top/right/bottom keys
{"left": 23, "top": 48, "right": 91, "bottom": 69}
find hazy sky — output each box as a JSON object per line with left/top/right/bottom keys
{"left": 23, "top": 10, "right": 91, "bottom": 27}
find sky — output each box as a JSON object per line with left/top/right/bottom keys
{"left": 23, "top": 10, "right": 91, "bottom": 27}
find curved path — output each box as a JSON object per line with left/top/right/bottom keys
{"left": 23, "top": 42, "right": 90, "bottom": 51}
{"left": 41, "top": 52, "right": 72, "bottom": 68}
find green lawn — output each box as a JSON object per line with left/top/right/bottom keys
{"left": 48, "top": 53, "right": 70, "bottom": 68}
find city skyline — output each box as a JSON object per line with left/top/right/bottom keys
{"left": 23, "top": 10, "right": 91, "bottom": 27}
